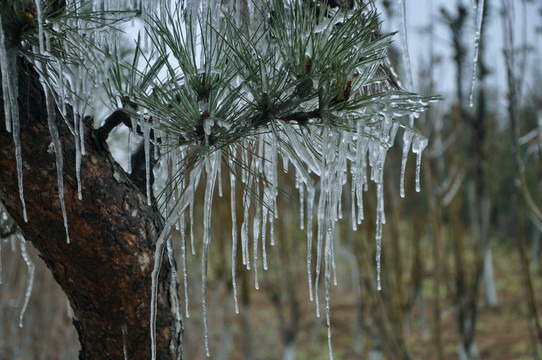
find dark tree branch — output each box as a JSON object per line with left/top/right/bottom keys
{"left": 97, "top": 109, "right": 163, "bottom": 146}
{"left": 0, "top": 58, "right": 182, "bottom": 359}
{"left": 96, "top": 109, "right": 132, "bottom": 140}
{"left": 279, "top": 109, "right": 321, "bottom": 124}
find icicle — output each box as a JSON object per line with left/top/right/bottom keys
{"left": 330, "top": 228, "right": 338, "bottom": 288}
{"left": 261, "top": 136, "right": 276, "bottom": 273}
{"left": 34, "top": 0, "right": 45, "bottom": 55}
{"left": 74, "top": 113, "right": 83, "bottom": 200}
{"left": 400, "top": 129, "right": 414, "bottom": 198}
{"left": 180, "top": 211, "right": 190, "bottom": 318}
{"left": 253, "top": 200, "right": 261, "bottom": 290}
{"left": 261, "top": 205, "right": 268, "bottom": 271}
{"left": 55, "top": 52, "right": 67, "bottom": 118}
{"left": 252, "top": 139, "right": 264, "bottom": 288}
{"left": 153, "top": 132, "right": 160, "bottom": 161}
{"left": 189, "top": 202, "right": 196, "bottom": 255}
{"left": 240, "top": 144, "right": 251, "bottom": 269}
{"left": 314, "top": 192, "right": 325, "bottom": 317}
{"left": 314, "top": 124, "right": 332, "bottom": 319}
{"left": 188, "top": 164, "right": 203, "bottom": 255}
{"left": 411, "top": 135, "right": 428, "bottom": 192}
{"left": 0, "top": 236, "right": 2, "bottom": 284}
{"left": 269, "top": 212, "right": 275, "bottom": 247}
{"left": 19, "top": 239, "right": 35, "bottom": 328}
{"left": 79, "top": 105, "right": 86, "bottom": 156}
{"left": 469, "top": 0, "right": 485, "bottom": 107}
{"left": 267, "top": 134, "right": 279, "bottom": 215}
{"left": 282, "top": 155, "right": 289, "bottom": 173}
{"left": 166, "top": 235, "right": 183, "bottom": 344}
{"left": 0, "top": 13, "right": 12, "bottom": 133}
{"left": 12, "top": 89, "right": 28, "bottom": 223}
{"left": 298, "top": 176, "right": 305, "bottom": 229}
{"left": 218, "top": 161, "right": 223, "bottom": 197}
{"left": 150, "top": 191, "right": 191, "bottom": 360}
{"left": 397, "top": 0, "right": 413, "bottom": 91}
{"left": 121, "top": 325, "right": 128, "bottom": 360}
{"left": 127, "top": 131, "right": 133, "bottom": 174}
{"left": 375, "top": 190, "right": 383, "bottom": 292}
{"left": 229, "top": 149, "right": 240, "bottom": 313}
{"left": 0, "top": 17, "right": 28, "bottom": 222}
{"left": 351, "top": 175, "right": 357, "bottom": 231}
{"left": 44, "top": 85, "right": 70, "bottom": 243}
{"left": 355, "top": 124, "right": 368, "bottom": 226}
{"left": 202, "top": 152, "right": 219, "bottom": 358}
{"left": 374, "top": 143, "right": 387, "bottom": 292}
{"left": 143, "top": 120, "right": 152, "bottom": 206}
{"left": 325, "top": 244, "right": 334, "bottom": 360}
{"left": 150, "top": 235, "right": 166, "bottom": 360}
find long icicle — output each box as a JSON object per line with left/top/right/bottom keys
{"left": 150, "top": 233, "right": 166, "bottom": 360}
{"left": 180, "top": 211, "right": 190, "bottom": 318}
{"left": 397, "top": 0, "right": 413, "bottom": 90}
{"left": 400, "top": 129, "right": 414, "bottom": 198}
{"left": 166, "top": 234, "right": 183, "bottom": 359}
{"left": 0, "top": 14, "right": 28, "bottom": 222}
{"left": 229, "top": 148, "right": 240, "bottom": 313}
{"left": 11, "top": 69, "right": 28, "bottom": 223}
{"left": 0, "top": 13, "right": 12, "bottom": 133}
{"left": 469, "top": 0, "right": 485, "bottom": 107}
{"left": 306, "top": 185, "right": 315, "bottom": 301}
{"left": 143, "top": 119, "right": 152, "bottom": 206}
{"left": 19, "top": 238, "right": 35, "bottom": 327}
{"left": 150, "top": 155, "right": 197, "bottom": 359}
{"left": 44, "top": 84, "right": 70, "bottom": 243}
{"left": 202, "top": 151, "right": 219, "bottom": 357}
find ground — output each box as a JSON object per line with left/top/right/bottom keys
{"left": 1, "top": 230, "right": 541, "bottom": 359}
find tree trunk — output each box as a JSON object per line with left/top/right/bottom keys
{"left": 0, "top": 59, "right": 182, "bottom": 358}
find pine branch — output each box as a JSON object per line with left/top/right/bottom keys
{"left": 96, "top": 109, "right": 131, "bottom": 140}
{"left": 97, "top": 109, "right": 161, "bottom": 144}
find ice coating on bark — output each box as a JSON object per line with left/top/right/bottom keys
{"left": 0, "top": 15, "right": 28, "bottom": 222}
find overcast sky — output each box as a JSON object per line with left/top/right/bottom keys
{"left": 381, "top": 0, "right": 541, "bottom": 103}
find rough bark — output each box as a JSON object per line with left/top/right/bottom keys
{"left": 0, "top": 59, "right": 182, "bottom": 358}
